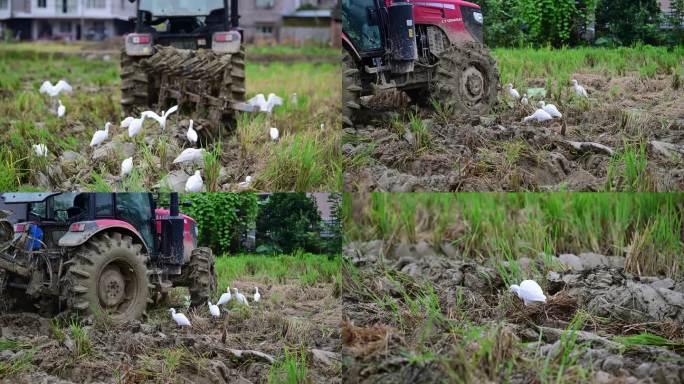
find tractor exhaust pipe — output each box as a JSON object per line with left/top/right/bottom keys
{"left": 230, "top": 0, "right": 239, "bottom": 28}
{"left": 170, "top": 193, "right": 179, "bottom": 217}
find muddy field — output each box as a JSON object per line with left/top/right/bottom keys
{"left": 342, "top": 241, "right": 684, "bottom": 383}
{"left": 0, "top": 278, "right": 341, "bottom": 383}
{"left": 0, "top": 47, "right": 340, "bottom": 192}
{"left": 344, "top": 62, "right": 684, "bottom": 192}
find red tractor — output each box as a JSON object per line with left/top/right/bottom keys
{"left": 0, "top": 193, "right": 215, "bottom": 322}
{"left": 342, "top": 0, "right": 499, "bottom": 126}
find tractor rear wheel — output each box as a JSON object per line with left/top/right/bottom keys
{"left": 186, "top": 247, "right": 216, "bottom": 308}
{"left": 65, "top": 232, "right": 151, "bottom": 322}
{"left": 120, "top": 51, "right": 157, "bottom": 117}
{"left": 342, "top": 49, "right": 362, "bottom": 128}
{"left": 430, "top": 41, "right": 499, "bottom": 116}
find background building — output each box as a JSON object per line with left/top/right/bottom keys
{"left": 0, "top": 0, "right": 338, "bottom": 45}
{"left": 0, "top": 0, "right": 135, "bottom": 41}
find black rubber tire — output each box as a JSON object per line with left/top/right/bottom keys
{"left": 187, "top": 247, "right": 216, "bottom": 308}
{"left": 342, "top": 49, "right": 362, "bottom": 128}
{"left": 66, "top": 232, "right": 151, "bottom": 322}
{"left": 429, "top": 41, "right": 499, "bottom": 116}
{"left": 120, "top": 51, "right": 156, "bottom": 116}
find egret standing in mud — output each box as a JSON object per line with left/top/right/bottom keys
{"left": 187, "top": 120, "right": 198, "bottom": 145}
{"left": 270, "top": 127, "right": 279, "bottom": 141}
{"left": 572, "top": 79, "right": 588, "bottom": 98}
{"left": 90, "top": 122, "right": 110, "bottom": 147}
{"left": 217, "top": 287, "right": 232, "bottom": 306}
{"left": 121, "top": 157, "right": 133, "bottom": 177}
{"left": 208, "top": 301, "right": 220, "bottom": 319}
{"left": 539, "top": 101, "right": 562, "bottom": 119}
{"left": 509, "top": 280, "right": 547, "bottom": 306}
{"left": 57, "top": 100, "right": 66, "bottom": 118}
{"left": 253, "top": 287, "right": 261, "bottom": 303}
{"left": 521, "top": 93, "right": 529, "bottom": 105}
{"left": 233, "top": 288, "right": 248, "bottom": 306}
{"left": 185, "top": 170, "right": 204, "bottom": 193}
{"left": 506, "top": 83, "right": 520, "bottom": 100}
{"left": 33, "top": 144, "right": 48, "bottom": 157}
{"left": 169, "top": 308, "right": 191, "bottom": 327}
{"left": 523, "top": 107, "right": 553, "bottom": 123}
{"left": 173, "top": 148, "right": 206, "bottom": 164}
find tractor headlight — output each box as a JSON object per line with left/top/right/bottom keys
{"left": 473, "top": 12, "right": 483, "bottom": 24}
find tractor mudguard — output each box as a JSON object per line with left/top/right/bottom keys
{"left": 58, "top": 220, "right": 148, "bottom": 253}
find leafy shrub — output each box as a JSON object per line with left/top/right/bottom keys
{"left": 256, "top": 193, "right": 323, "bottom": 254}
{"left": 181, "top": 193, "right": 258, "bottom": 254}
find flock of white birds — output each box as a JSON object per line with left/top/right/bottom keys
{"left": 34, "top": 79, "right": 287, "bottom": 191}
{"left": 506, "top": 79, "right": 589, "bottom": 123}
{"left": 169, "top": 286, "right": 261, "bottom": 327}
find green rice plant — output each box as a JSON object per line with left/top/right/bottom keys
{"left": 408, "top": 112, "right": 432, "bottom": 152}
{"left": 202, "top": 143, "right": 222, "bottom": 192}
{"left": 268, "top": 347, "right": 309, "bottom": 384}
{"left": 69, "top": 321, "right": 93, "bottom": 358}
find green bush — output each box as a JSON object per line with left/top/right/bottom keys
{"left": 181, "top": 193, "right": 258, "bottom": 254}
{"left": 256, "top": 193, "right": 323, "bottom": 254}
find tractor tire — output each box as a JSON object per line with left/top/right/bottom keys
{"left": 65, "top": 232, "right": 152, "bottom": 322}
{"left": 342, "top": 49, "right": 363, "bottom": 128}
{"left": 186, "top": 247, "right": 216, "bottom": 308}
{"left": 140, "top": 45, "right": 246, "bottom": 141}
{"left": 430, "top": 41, "right": 499, "bottom": 116}
{"left": 120, "top": 51, "right": 157, "bottom": 117}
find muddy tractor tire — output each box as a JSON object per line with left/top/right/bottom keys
{"left": 430, "top": 41, "right": 499, "bottom": 116}
{"left": 187, "top": 247, "right": 216, "bottom": 308}
{"left": 65, "top": 232, "right": 151, "bottom": 322}
{"left": 122, "top": 45, "right": 246, "bottom": 141}
{"left": 342, "top": 49, "right": 363, "bottom": 128}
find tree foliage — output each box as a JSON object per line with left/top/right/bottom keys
{"left": 181, "top": 193, "right": 258, "bottom": 254}
{"left": 256, "top": 193, "right": 323, "bottom": 254}
{"left": 595, "top": 0, "right": 662, "bottom": 45}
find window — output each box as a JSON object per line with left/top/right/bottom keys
{"left": 95, "top": 193, "right": 113, "bottom": 217}
{"left": 255, "top": 0, "right": 275, "bottom": 9}
{"left": 37, "top": 0, "right": 47, "bottom": 8}
{"left": 256, "top": 25, "right": 274, "bottom": 35}
{"left": 0, "top": 0, "right": 8, "bottom": 10}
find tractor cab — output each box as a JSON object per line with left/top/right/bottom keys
{"left": 0, "top": 193, "right": 212, "bottom": 321}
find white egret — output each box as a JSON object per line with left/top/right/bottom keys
{"left": 121, "top": 157, "right": 133, "bottom": 177}
{"left": 539, "top": 101, "right": 562, "bottom": 118}
{"left": 57, "top": 100, "right": 66, "bottom": 118}
{"left": 572, "top": 79, "right": 588, "bottom": 98}
{"left": 233, "top": 288, "right": 248, "bottom": 306}
{"left": 173, "top": 148, "right": 205, "bottom": 164}
{"left": 128, "top": 115, "right": 147, "bottom": 137}
{"left": 33, "top": 144, "right": 48, "bottom": 157}
{"left": 521, "top": 93, "right": 529, "bottom": 105}
{"left": 510, "top": 280, "right": 547, "bottom": 305}
{"left": 523, "top": 108, "right": 553, "bottom": 123}
{"left": 187, "top": 120, "right": 198, "bottom": 144}
{"left": 142, "top": 105, "right": 178, "bottom": 130}
{"left": 208, "top": 301, "right": 220, "bottom": 318}
{"left": 253, "top": 287, "right": 261, "bottom": 303}
{"left": 269, "top": 127, "right": 279, "bottom": 141}
{"left": 217, "top": 287, "right": 232, "bottom": 306}
{"left": 237, "top": 175, "right": 252, "bottom": 189}
{"left": 290, "top": 93, "right": 298, "bottom": 104}
{"left": 169, "top": 308, "right": 191, "bottom": 327}
{"left": 185, "top": 170, "right": 203, "bottom": 193}
{"left": 39, "top": 80, "right": 72, "bottom": 97}
{"left": 90, "top": 122, "right": 110, "bottom": 147}
{"left": 121, "top": 116, "right": 135, "bottom": 128}
{"left": 506, "top": 83, "right": 520, "bottom": 99}
{"left": 247, "top": 93, "right": 283, "bottom": 114}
